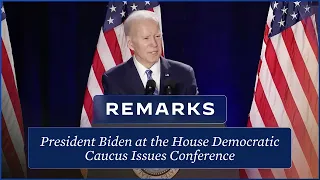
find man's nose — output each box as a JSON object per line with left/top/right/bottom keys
{"left": 150, "top": 37, "right": 158, "bottom": 47}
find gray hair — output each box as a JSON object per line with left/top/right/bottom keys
{"left": 123, "top": 10, "right": 160, "bottom": 36}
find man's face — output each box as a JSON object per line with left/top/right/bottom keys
{"left": 127, "top": 19, "right": 162, "bottom": 67}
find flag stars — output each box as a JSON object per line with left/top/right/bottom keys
{"left": 273, "top": 1, "right": 279, "bottom": 9}
{"left": 131, "top": 3, "right": 138, "bottom": 11}
{"left": 107, "top": 17, "right": 114, "bottom": 24}
{"left": 294, "top": 1, "right": 301, "bottom": 7}
{"left": 120, "top": 10, "right": 125, "bottom": 17}
{"left": 145, "top": 1, "right": 150, "bottom": 5}
{"left": 261, "top": 2, "right": 314, "bottom": 37}
{"left": 281, "top": 6, "right": 288, "bottom": 14}
{"left": 291, "top": 12, "right": 298, "bottom": 20}
{"left": 123, "top": 1, "right": 127, "bottom": 5}
{"left": 304, "top": 5, "right": 310, "bottom": 13}
{"left": 109, "top": 4, "right": 116, "bottom": 12}
{"left": 278, "top": 19, "right": 285, "bottom": 27}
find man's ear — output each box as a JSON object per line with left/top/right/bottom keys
{"left": 127, "top": 36, "right": 134, "bottom": 51}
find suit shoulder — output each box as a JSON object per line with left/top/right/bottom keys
{"left": 102, "top": 61, "right": 127, "bottom": 78}
{"left": 166, "top": 58, "right": 193, "bottom": 72}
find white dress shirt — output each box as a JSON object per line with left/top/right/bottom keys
{"left": 133, "top": 56, "right": 161, "bottom": 91}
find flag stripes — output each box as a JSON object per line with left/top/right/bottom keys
{"left": 283, "top": 25, "right": 318, "bottom": 122}
{"left": 297, "top": 20, "right": 319, "bottom": 95}
{"left": 241, "top": 1, "right": 319, "bottom": 178}
{"left": 1, "top": 6, "right": 27, "bottom": 177}
{"left": 1, "top": 42, "right": 24, "bottom": 138}
{"left": 302, "top": 17, "right": 319, "bottom": 59}
{"left": 104, "top": 30, "right": 124, "bottom": 65}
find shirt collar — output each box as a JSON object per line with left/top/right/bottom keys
{"left": 133, "top": 56, "right": 161, "bottom": 78}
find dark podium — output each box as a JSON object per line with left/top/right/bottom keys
{"left": 88, "top": 123, "right": 240, "bottom": 179}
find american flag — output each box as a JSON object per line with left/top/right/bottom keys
{"left": 240, "top": 1, "right": 318, "bottom": 179}
{"left": 79, "top": 1, "right": 163, "bottom": 177}
{"left": 1, "top": 4, "right": 27, "bottom": 178}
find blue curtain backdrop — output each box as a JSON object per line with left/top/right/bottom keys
{"left": 4, "top": 2, "right": 269, "bottom": 177}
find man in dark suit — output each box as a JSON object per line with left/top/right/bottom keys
{"left": 102, "top": 10, "right": 198, "bottom": 95}
{"left": 97, "top": 10, "right": 199, "bottom": 179}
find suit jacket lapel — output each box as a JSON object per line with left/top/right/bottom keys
{"left": 125, "top": 58, "right": 145, "bottom": 94}
{"left": 160, "top": 57, "right": 171, "bottom": 95}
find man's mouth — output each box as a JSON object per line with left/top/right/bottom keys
{"left": 150, "top": 51, "right": 158, "bottom": 54}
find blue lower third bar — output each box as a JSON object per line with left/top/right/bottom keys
{"left": 28, "top": 127, "right": 291, "bottom": 169}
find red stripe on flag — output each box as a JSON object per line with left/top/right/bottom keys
{"left": 265, "top": 39, "right": 318, "bottom": 178}
{"left": 247, "top": 120, "right": 252, "bottom": 127}
{"left": 254, "top": 80, "right": 278, "bottom": 127}
{"left": 281, "top": 27, "right": 318, "bottom": 124}
{"left": 92, "top": 50, "right": 105, "bottom": 91}
{"left": 239, "top": 169, "right": 248, "bottom": 179}
{"left": 263, "top": 25, "right": 270, "bottom": 45}
{"left": 301, "top": 17, "right": 319, "bottom": 61}
{"left": 258, "top": 169, "right": 274, "bottom": 179}
{"left": 284, "top": 163, "right": 299, "bottom": 179}
{"left": 104, "top": 30, "right": 123, "bottom": 65}
{"left": 2, "top": 115, "right": 24, "bottom": 177}
{"left": 83, "top": 88, "right": 93, "bottom": 123}
{"left": 1, "top": 40, "right": 24, "bottom": 140}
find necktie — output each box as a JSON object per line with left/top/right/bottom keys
{"left": 145, "top": 69, "right": 158, "bottom": 95}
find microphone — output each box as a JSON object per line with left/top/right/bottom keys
{"left": 145, "top": 80, "right": 156, "bottom": 95}
{"left": 165, "top": 84, "right": 173, "bottom": 95}
{"left": 164, "top": 80, "right": 176, "bottom": 95}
